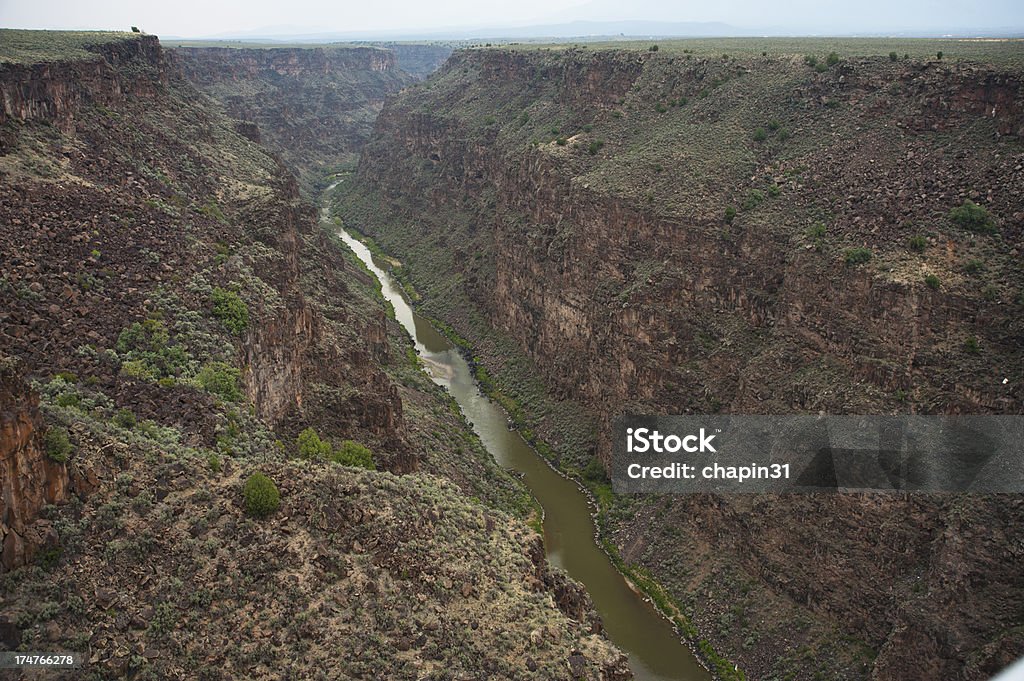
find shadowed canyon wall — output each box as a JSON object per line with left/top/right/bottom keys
{"left": 171, "top": 45, "right": 416, "bottom": 192}
{"left": 338, "top": 45, "right": 1024, "bottom": 680}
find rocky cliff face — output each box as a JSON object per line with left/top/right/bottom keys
{"left": 0, "top": 30, "right": 627, "bottom": 678}
{"left": 171, "top": 45, "right": 414, "bottom": 192}
{"left": 0, "top": 35, "right": 165, "bottom": 132}
{"left": 0, "top": 358, "right": 67, "bottom": 571}
{"left": 339, "top": 44, "right": 1024, "bottom": 680}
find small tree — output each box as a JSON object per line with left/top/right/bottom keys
{"left": 297, "top": 427, "right": 332, "bottom": 460}
{"left": 331, "top": 441, "right": 375, "bottom": 470}
{"left": 211, "top": 287, "right": 249, "bottom": 335}
{"left": 44, "top": 427, "right": 72, "bottom": 463}
{"left": 936, "top": 51, "right": 943, "bottom": 60}
{"left": 243, "top": 473, "right": 280, "bottom": 518}
{"left": 113, "top": 408, "right": 136, "bottom": 429}
{"left": 889, "top": 51, "right": 898, "bottom": 62}
{"left": 197, "top": 362, "right": 242, "bottom": 402}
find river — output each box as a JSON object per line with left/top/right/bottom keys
{"left": 329, "top": 196, "right": 710, "bottom": 681}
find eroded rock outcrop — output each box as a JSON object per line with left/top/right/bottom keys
{"left": 0, "top": 35, "right": 164, "bottom": 132}
{"left": 0, "top": 358, "right": 66, "bottom": 571}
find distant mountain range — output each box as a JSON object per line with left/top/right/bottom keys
{"left": 168, "top": 19, "right": 1024, "bottom": 42}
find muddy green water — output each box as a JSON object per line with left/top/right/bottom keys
{"left": 335, "top": 218, "right": 710, "bottom": 681}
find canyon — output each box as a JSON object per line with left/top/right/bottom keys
{"left": 336, "top": 43, "right": 1024, "bottom": 680}
{"left": 0, "top": 30, "right": 628, "bottom": 679}
{"left": 1, "top": 28, "right": 1022, "bottom": 681}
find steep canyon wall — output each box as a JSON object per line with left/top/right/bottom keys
{"left": 339, "top": 45, "right": 1024, "bottom": 680}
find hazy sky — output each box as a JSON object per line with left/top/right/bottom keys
{"left": 1, "top": 0, "right": 1022, "bottom": 37}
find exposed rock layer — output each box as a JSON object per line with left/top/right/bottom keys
{"left": 0, "top": 360, "right": 67, "bottom": 571}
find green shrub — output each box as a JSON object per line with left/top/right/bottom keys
{"left": 937, "top": 51, "right": 943, "bottom": 60}
{"left": 117, "top": 319, "right": 169, "bottom": 354}
{"left": 724, "top": 206, "right": 737, "bottom": 224}
{"left": 908, "top": 235, "right": 927, "bottom": 252}
{"left": 826, "top": 51, "right": 840, "bottom": 66}
{"left": 243, "top": 473, "right": 279, "bottom": 518}
{"left": 298, "top": 428, "right": 375, "bottom": 469}
{"left": 210, "top": 287, "right": 249, "bottom": 335}
{"left": 924, "top": 274, "right": 941, "bottom": 290}
{"left": 983, "top": 285, "right": 999, "bottom": 302}
{"left": 964, "top": 336, "right": 980, "bottom": 353}
{"left": 120, "top": 359, "right": 159, "bottom": 381}
{"left": 197, "top": 362, "right": 242, "bottom": 402}
{"left": 752, "top": 127, "right": 767, "bottom": 142}
{"left": 113, "top": 408, "right": 136, "bottom": 429}
{"left": 804, "top": 54, "right": 818, "bottom": 67}
{"left": 583, "top": 457, "right": 608, "bottom": 483}
{"left": 116, "top": 319, "right": 191, "bottom": 379}
{"left": 844, "top": 247, "right": 872, "bottom": 265}
{"left": 648, "top": 44, "right": 659, "bottom": 52}
{"left": 56, "top": 393, "right": 81, "bottom": 409}
{"left": 555, "top": 137, "right": 567, "bottom": 146}
{"left": 963, "top": 259, "right": 984, "bottom": 275}
{"left": 767, "top": 184, "right": 781, "bottom": 198}
{"left": 889, "top": 51, "right": 898, "bottom": 62}
{"left": 208, "top": 453, "right": 222, "bottom": 473}
{"left": 949, "top": 200, "right": 996, "bottom": 234}
{"left": 742, "top": 189, "right": 764, "bottom": 210}
{"left": 330, "top": 440, "right": 375, "bottom": 470}
{"left": 587, "top": 139, "right": 605, "bottom": 156}
{"left": 199, "top": 200, "right": 226, "bottom": 223}
{"left": 297, "top": 427, "right": 333, "bottom": 460}
{"left": 43, "top": 427, "right": 72, "bottom": 463}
